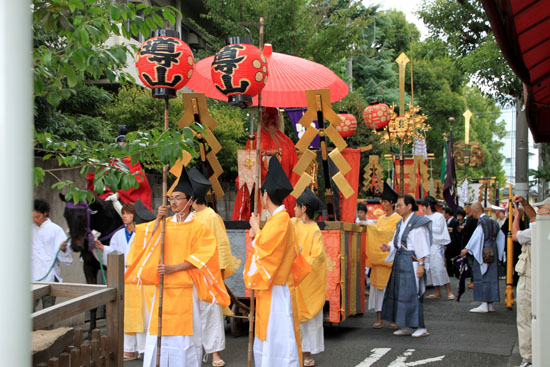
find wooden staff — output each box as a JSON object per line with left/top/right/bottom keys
{"left": 156, "top": 97, "right": 170, "bottom": 367}
{"left": 248, "top": 16, "right": 264, "bottom": 367}
{"left": 505, "top": 184, "right": 514, "bottom": 308}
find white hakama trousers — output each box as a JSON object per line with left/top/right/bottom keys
{"left": 199, "top": 300, "right": 225, "bottom": 354}
{"left": 367, "top": 285, "right": 386, "bottom": 312}
{"left": 300, "top": 310, "right": 324, "bottom": 354}
{"left": 253, "top": 284, "right": 300, "bottom": 367}
{"left": 143, "top": 287, "right": 202, "bottom": 367}
{"left": 427, "top": 244, "right": 450, "bottom": 286}
{"left": 124, "top": 285, "right": 152, "bottom": 355}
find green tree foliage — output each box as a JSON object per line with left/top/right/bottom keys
{"left": 32, "top": 0, "right": 193, "bottom": 203}
{"left": 200, "top": 0, "right": 372, "bottom": 67}
{"left": 106, "top": 85, "right": 248, "bottom": 180}
{"left": 417, "top": 0, "right": 522, "bottom": 103}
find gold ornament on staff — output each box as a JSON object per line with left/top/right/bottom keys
{"left": 454, "top": 109, "right": 484, "bottom": 167}
{"left": 374, "top": 52, "right": 430, "bottom": 194}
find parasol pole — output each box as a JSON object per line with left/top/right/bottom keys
{"left": 156, "top": 96, "right": 170, "bottom": 367}
{"left": 248, "top": 16, "right": 264, "bottom": 367}
{"left": 505, "top": 184, "right": 514, "bottom": 308}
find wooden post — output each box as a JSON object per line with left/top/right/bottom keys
{"left": 58, "top": 352, "right": 70, "bottom": 367}
{"left": 101, "top": 335, "right": 110, "bottom": 367}
{"left": 70, "top": 348, "right": 80, "bottom": 366}
{"left": 106, "top": 253, "right": 124, "bottom": 367}
{"left": 48, "top": 356, "right": 59, "bottom": 367}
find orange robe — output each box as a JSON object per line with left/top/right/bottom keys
{"left": 292, "top": 218, "right": 327, "bottom": 322}
{"left": 244, "top": 209, "right": 310, "bottom": 365}
{"left": 193, "top": 207, "right": 234, "bottom": 279}
{"left": 125, "top": 217, "right": 230, "bottom": 336}
{"left": 365, "top": 213, "right": 401, "bottom": 289}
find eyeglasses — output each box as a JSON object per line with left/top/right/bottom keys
{"left": 168, "top": 196, "right": 187, "bottom": 203}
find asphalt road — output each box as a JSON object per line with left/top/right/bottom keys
{"left": 124, "top": 277, "right": 522, "bottom": 367}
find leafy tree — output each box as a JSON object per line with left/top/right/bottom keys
{"left": 106, "top": 85, "right": 248, "bottom": 180}
{"left": 33, "top": 0, "right": 193, "bottom": 203}
{"left": 199, "top": 0, "right": 373, "bottom": 68}
{"left": 417, "top": 0, "right": 521, "bottom": 105}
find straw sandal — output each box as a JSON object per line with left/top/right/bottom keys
{"left": 123, "top": 352, "right": 137, "bottom": 361}
{"left": 212, "top": 360, "right": 226, "bottom": 367}
{"left": 304, "top": 359, "right": 315, "bottom": 366}
{"left": 372, "top": 322, "right": 383, "bottom": 329}
{"left": 426, "top": 294, "right": 441, "bottom": 300}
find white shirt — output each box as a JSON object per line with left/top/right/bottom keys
{"left": 100, "top": 226, "right": 135, "bottom": 265}
{"left": 427, "top": 212, "right": 451, "bottom": 246}
{"left": 385, "top": 214, "right": 431, "bottom": 270}
{"left": 32, "top": 219, "right": 73, "bottom": 282}
{"left": 356, "top": 217, "right": 376, "bottom": 225}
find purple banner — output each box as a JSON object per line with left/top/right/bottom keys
{"left": 285, "top": 108, "right": 320, "bottom": 149}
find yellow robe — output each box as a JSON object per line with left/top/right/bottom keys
{"left": 292, "top": 218, "right": 327, "bottom": 322}
{"left": 193, "top": 207, "right": 234, "bottom": 279}
{"left": 365, "top": 213, "right": 401, "bottom": 290}
{"left": 243, "top": 209, "right": 309, "bottom": 361}
{"left": 125, "top": 217, "right": 230, "bottom": 336}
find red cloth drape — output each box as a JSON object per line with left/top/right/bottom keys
{"left": 87, "top": 157, "right": 152, "bottom": 210}
{"left": 339, "top": 148, "right": 361, "bottom": 223}
{"left": 232, "top": 128, "right": 299, "bottom": 220}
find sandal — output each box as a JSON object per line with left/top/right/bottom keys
{"left": 389, "top": 323, "right": 399, "bottom": 330}
{"left": 372, "top": 322, "right": 383, "bottom": 329}
{"left": 426, "top": 294, "right": 441, "bottom": 300}
{"left": 123, "top": 352, "right": 137, "bottom": 361}
{"left": 212, "top": 360, "right": 226, "bottom": 367}
{"left": 447, "top": 294, "right": 456, "bottom": 300}
{"left": 304, "top": 358, "right": 315, "bottom": 366}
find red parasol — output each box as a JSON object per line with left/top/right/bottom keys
{"left": 186, "top": 43, "right": 349, "bottom": 107}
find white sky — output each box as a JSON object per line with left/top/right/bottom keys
{"left": 363, "top": 0, "right": 430, "bottom": 39}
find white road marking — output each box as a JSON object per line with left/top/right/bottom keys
{"left": 388, "top": 349, "right": 445, "bottom": 366}
{"left": 355, "top": 348, "right": 392, "bottom": 366}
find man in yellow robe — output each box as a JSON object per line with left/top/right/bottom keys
{"left": 189, "top": 167, "right": 233, "bottom": 366}
{"left": 292, "top": 187, "right": 326, "bottom": 367}
{"left": 125, "top": 166, "right": 229, "bottom": 367}
{"left": 366, "top": 181, "right": 401, "bottom": 329}
{"left": 244, "top": 157, "right": 308, "bottom": 367}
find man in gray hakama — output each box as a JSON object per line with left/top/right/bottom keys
{"left": 380, "top": 195, "right": 432, "bottom": 338}
{"left": 460, "top": 203, "right": 505, "bottom": 313}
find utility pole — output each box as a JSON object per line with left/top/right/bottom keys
{"left": 515, "top": 98, "right": 529, "bottom": 198}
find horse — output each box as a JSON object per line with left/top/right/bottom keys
{"left": 60, "top": 193, "right": 123, "bottom": 333}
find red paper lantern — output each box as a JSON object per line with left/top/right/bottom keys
{"left": 211, "top": 38, "right": 268, "bottom": 108}
{"left": 363, "top": 101, "right": 391, "bottom": 130}
{"left": 136, "top": 31, "right": 194, "bottom": 98}
{"left": 336, "top": 113, "right": 357, "bottom": 138}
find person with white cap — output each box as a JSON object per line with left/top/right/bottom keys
{"left": 511, "top": 195, "right": 550, "bottom": 367}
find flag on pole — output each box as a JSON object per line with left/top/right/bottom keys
{"left": 443, "top": 131, "right": 458, "bottom": 211}
{"left": 441, "top": 140, "right": 448, "bottom": 184}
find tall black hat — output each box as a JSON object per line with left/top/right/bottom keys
{"left": 116, "top": 125, "right": 127, "bottom": 143}
{"left": 134, "top": 200, "right": 156, "bottom": 224}
{"left": 261, "top": 158, "right": 293, "bottom": 203}
{"left": 172, "top": 166, "right": 194, "bottom": 199}
{"left": 188, "top": 167, "right": 212, "bottom": 201}
{"left": 382, "top": 181, "right": 398, "bottom": 203}
{"left": 296, "top": 187, "right": 323, "bottom": 213}
{"left": 357, "top": 203, "right": 367, "bottom": 212}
